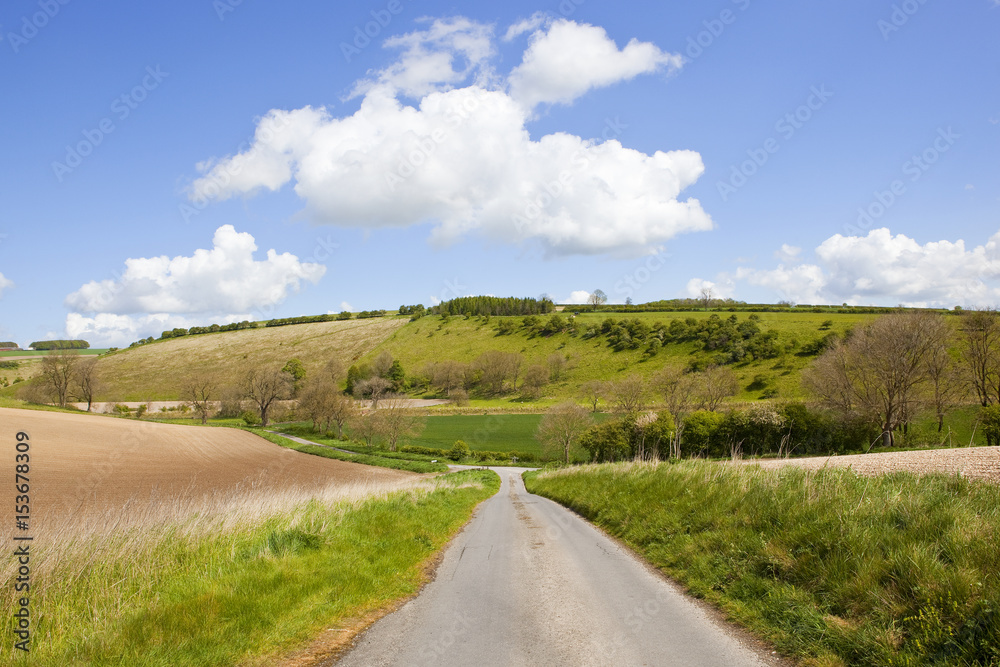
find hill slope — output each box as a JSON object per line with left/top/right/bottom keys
{"left": 74, "top": 317, "right": 406, "bottom": 401}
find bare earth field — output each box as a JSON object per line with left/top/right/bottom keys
{"left": 1, "top": 407, "right": 414, "bottom": 525}
{"left": 747, "top": 446, "right": 1000, "bottom": 482}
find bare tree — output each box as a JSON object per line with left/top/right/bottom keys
{"left": 472, "top": 351, "right": 523, "bottom": 396}
{"left": 40, "top": 350, "right": 79, "bottom": 408}
{"left": 354, "top": 376, "right": 392, "bottom": 409}
{"left": 587, "top": 289, "right": 608, "bottom": 312}
{"left": 378, "top": 396, "right": 425, "bottom": 451}
{"left": 651, "top": 366, "right": 697, "bottom": 458}
{"left": 547, "top": 353, "right": 566, "bottom": 381}
{"left": 241, "top": 363, "right": 293, "bottom": 427}
{"left": 961, "top": 309, "right": 1000, "bottom": 407}
{"left": 73, "top": 357, "right": 102, "bottom": 412}
{"left": 923, "top": 317, "right": 964, "bottom": 433}
{"left": 536, "top": 401, "right": 592, "bottom": 464}
{"left": 696, "top": 366, "right": 739, "bottom": 411}
{"left": 608, "top": 374, "right": 646, "bottom": 414}
{"left": 699, "top": 286, "right": 714, "bottom": 310}
{"left": 373, "top": 350, "right": 395, "bottom": 378}
{"left": 580, "top": 380, "right": 606, "bottom": 413}
{"left": 428, "top": 360, "right": 469, "bottom": 397}
{"left": 350, "top": 410, "right": 386, "bottom": 449}
{"left": 520, "top": 364, "right": 549, "bottom": 399}
{"left": 184, "top": 374, "right": 217, "bottom": 424}
{"left": 805, "top": 312, "right": 946, "bottom": 448}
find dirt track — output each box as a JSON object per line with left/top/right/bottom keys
{"left": 747, "top": 446, "right": 1000, "bottom": 482}
{"left": 1, "top": 407, "right": 413, "bottom": 522}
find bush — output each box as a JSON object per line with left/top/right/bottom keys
{"left": 448, "top": 440, "right": 471, "bottom": 461}
{"left": 682, "top": 410, "right": 726, "bottom": 457}
{"left": 241, "top": 410, "right": 262, "bottom": 426}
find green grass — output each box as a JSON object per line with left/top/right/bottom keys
{"left": 4, "top": 469, "right": 498, "bottom": 666}
{"left": 525, "top": 462, "right": 1000, "bottom": 666}
{"left": 251, "top": 428, "right": 451, "bottom": 473}
{"left": 414, "top": 413, "right": 547, "bottom": 455}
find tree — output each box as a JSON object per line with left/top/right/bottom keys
{"left": 805, "top": 312, "right": 946, "bottom": 448}
{"left": 378, "top": 396, "right": 425, "bottom": 451}
{"left": 353, "top": 376, "right": 392, "bottom": 409}
{"left": 651, "top": 366, "right": 697, "bottom": 458}
{"left": 73, "top": 357, "right": 102, "bottom": 412}
{"left": 587, "top": 289, "right": 608, "bottom": 311}
{"left": 696, "top": 366, "right": 739, "bottom": 411}
{"left": 608, "top": 374, "right": 646, "bottom": 414}
{"left": 547, "top": 353, "right": 567, "bottom": 381}
{"left": 961, "top": 309, "right": 1000, "bottom": 407}
{"left": 350, "top": 410, "right": 386, "bottom": 449}
{"left": 699, "top": 286, "right": 714, "bottom": 310}
{"left": 923, "top": 318, "right": 965, "bottom": 433}
{"left": 240, "top": 363, "right": 293, "bottom": 427}
{"left": 472, "top": 351, "right": 522, "bottom": 396}
{"left": 40, "top": 350, "right": 79, "bottom": 407}
{"left": 520, "top": 364, "right": 549, "bottom": 399}
{"left": 373, "top": 350, "right": 395, "bottom": 378}
{"left": 428, "top": 360, "right": 469, "bottom": 397}
{"left": 537, "top": 402, "right": 592, "bottom": 464}
{"left": 184, "top": 374, "right": 217, "bottom": 424}
{"left": 282, "top": 358, "right": 307, "bottom": 395}
{"left": 579, "top": 380, "right": 606, "bottom": 413}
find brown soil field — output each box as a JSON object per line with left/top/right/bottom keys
{"left": 745, "top": 446, "right": 1000, "bottom": 482}
{"left": 1, "top": 407, "right": 414, "bottom": 525}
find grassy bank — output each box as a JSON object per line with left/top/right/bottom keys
{"left": 254, "top": 427, "right": 450, "bottom": 473}
{"left": 525, "top": 462, "right": 1000, "bottom": 666}
{"left": 3, "top": 469, "right": 498, "bottom": 666}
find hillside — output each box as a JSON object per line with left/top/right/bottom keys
{"left": 6, "top": 316, "right": 408, "bottom": 402}
{"left": 363, "top": 309, "right": 880, "bottom": 405}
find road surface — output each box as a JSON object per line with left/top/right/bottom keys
{"left": 332, "top": 467, "right": 780, "bottom": 667}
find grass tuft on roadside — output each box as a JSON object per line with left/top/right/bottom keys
{"left": 2, "top": 469, "right": 498, "bottom": 666}
{"left": 524, "top": 461, "right": 1000, "bottom": 666}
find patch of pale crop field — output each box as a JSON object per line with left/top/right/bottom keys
{"left": 88, "top": 316, "right": 409, "bottom": 401}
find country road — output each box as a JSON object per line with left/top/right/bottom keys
{"left": 331, "top": 468, "right": 783, "bottom": 667}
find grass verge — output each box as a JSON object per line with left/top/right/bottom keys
{"left": 524, "top": 462, "right": 1000, "bottom": 666}
{"left": 251, "top": 428, "right": 451, "bottom": 474}
{"left": 3, "top": 469, "right": 498, "bottom": 666}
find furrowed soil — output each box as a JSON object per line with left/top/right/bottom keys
{"left": 1, "top": 407, "right": 414, "bottom": 523}
{"left": 746, "top": 446, "right": 1000, "bottom": 482}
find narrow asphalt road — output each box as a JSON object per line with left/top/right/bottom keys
{"left": 332, "top": 467, "right": 781, "bottom": 667}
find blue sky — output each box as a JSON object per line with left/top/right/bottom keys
{"left": 1, "top": 0, "right": 998, "bottom": 347}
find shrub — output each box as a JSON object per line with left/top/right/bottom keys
{"left": 241, "top": 410, "right": 262, "bottom": 426}
{"left": 449, "top": 440, "right": 470, "bottom": 461}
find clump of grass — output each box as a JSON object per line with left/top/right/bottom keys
{"left": 525, "top": 462, "right": 1000, "bottom": 666}
{"left": 1, "top": 470, "right": 497, "bottom": 665}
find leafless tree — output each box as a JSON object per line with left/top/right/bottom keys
{"left": 520, "top": 364, "right": 549, "bottom": 399}
{"left": 696, "top": 366, "right": 739, "bottom": 411}
{"left": 350, "top": 410, "right": 386, "bottom": 449}
{"left": 923, "top": 317, "right": 965, "bottom": 433}
{"left": 73, "top": 357, "right": 103, "bottom": 412}
{"left": 608, "top": 374, "right": 646, "bottom": 414}
{"left": 40, "top": 350, "right": 79, "bottom": 408}
{"left": 373, "top": 350, "right": 395, "bottom": 378}
{"left": 184, "top": 374, "right": 217, "bottom": 424}
{"left": 240, "top": 363, "right": 293, "bottom": 427}
{"left": 651, "top": 366, "right": 697, "bottom": 458}
{"left": 472, "top": 351, "right": 523, "bottom": 396}
{"left": 587, "top": 289, "right": 608, "bottom": 311}
{"left": 699, "top": 286, "right": 714, "bottom": 310}
{"left": 961, "top": 309, "right": 1000, "bottom": 407}
{"left": 429, "top": 360, "right": 469, "bottom": 396}
{"left": 354, "top": 376, "right": 392, "bottom": 409}
{"left": 378, "top": 396, "right": 425, "bottom": 451}
{"left": 547, "top": 353, "right": 566, "bottom": 381}
{"left": 579, "top": 380, "right": 606, "bottom": 413}
{"left": 805, "top": 312, "right": 946, "bottom": 448}
{"left": 536, "top": 401, "right": 592, "bottom": 464}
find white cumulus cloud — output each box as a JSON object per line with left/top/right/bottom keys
{"left": 695, "top": 228, "right": 1000, "bottom": 307}
{"left": 63, "top": 225, "right": 325, "bottom": 346}
{"left": 508, "top": 19, "right": 683, "bottom": 110}
{"left": 0, "top": 272, "right": 12, "bottom": 298}
{"left": 187, "top": 18, "right": 708, "bottom": 259}
{"left": 564, "top": 290, "right": 592, "bottom": 305}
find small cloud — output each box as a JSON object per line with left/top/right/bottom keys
{"left": 0, "top": 272, "right": 12, "bottom": 298}
{"left": 503, "top": 12, "right": 547, "bottom": 42}
{"left": 966, "top": 184, "right": 975, "bottom": 190}
{"left": 564, "top": 290, "right": 591, "bottom": 304}
{"left": 775, "top": 244, "right": 802, "bottom": 262}
{"left": 429, "top": 296, "right": 442, "bottom": 306}
{"left": 339, "top": 301, "right": 353, "bottom": 312}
